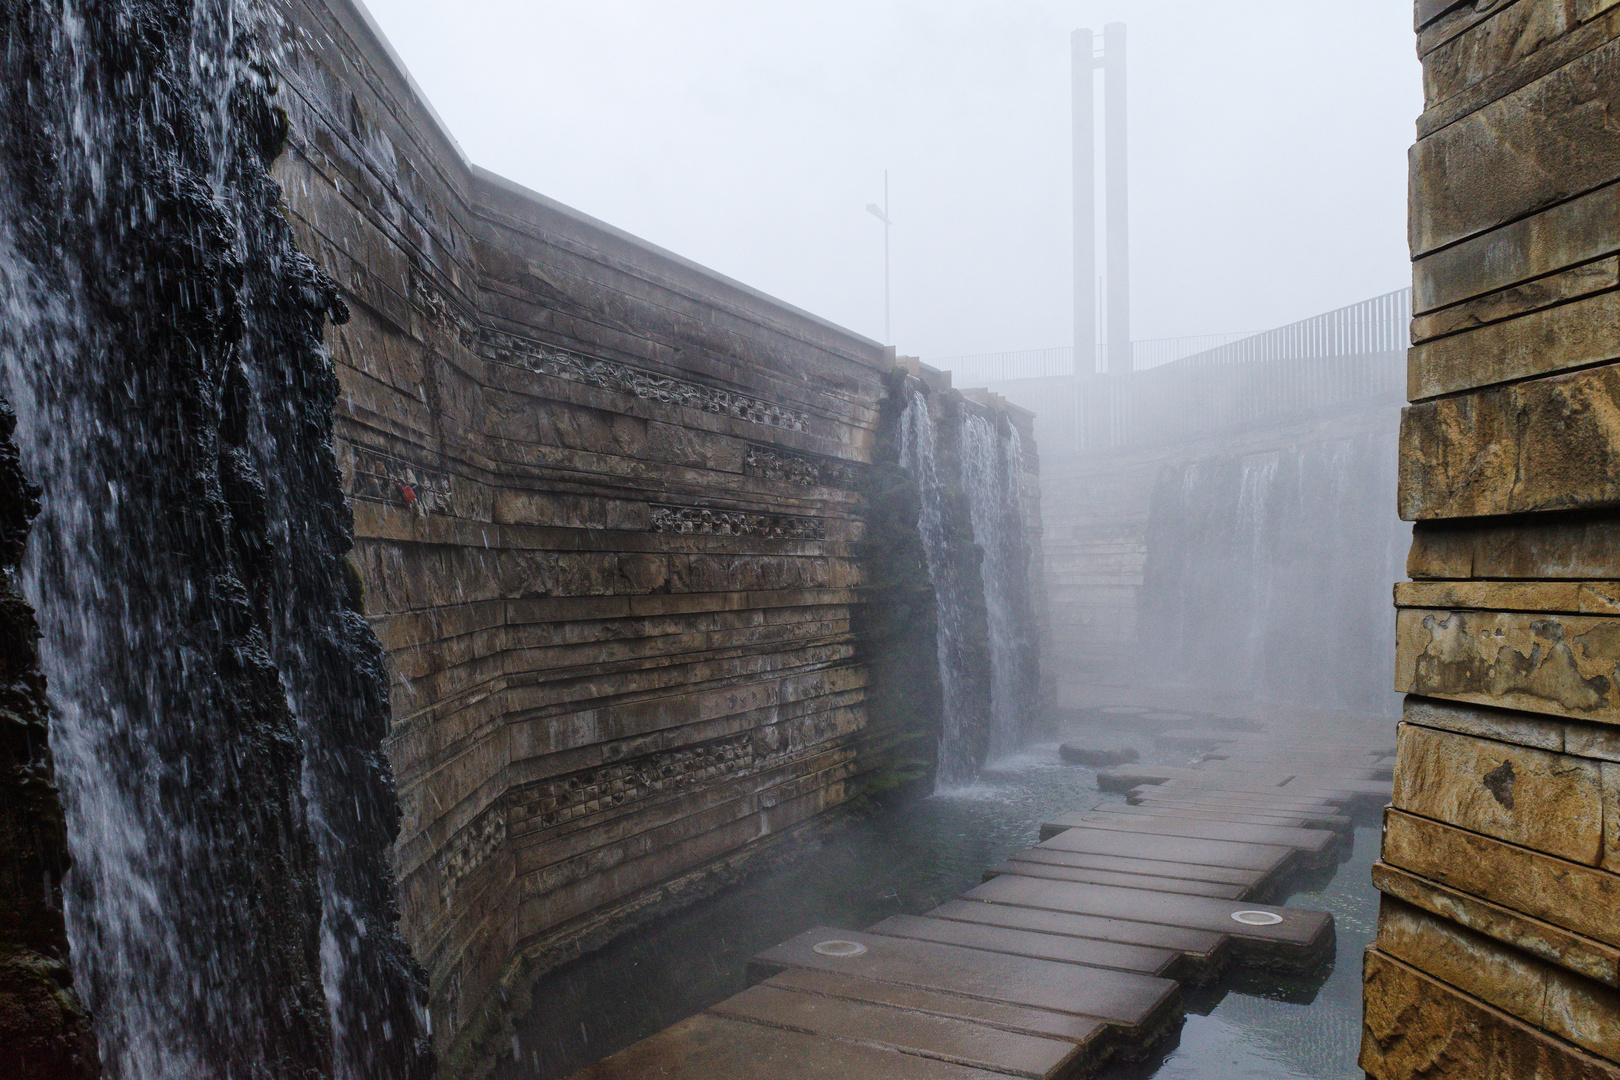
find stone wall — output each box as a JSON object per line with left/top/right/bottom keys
{"left": 1362, "top": 3, "right": 1620, "bottom": 1075}
{"left": 269, "top": 0, "right": 1042, "bottom": 1068}
{"left": 1020, "top": 401, "right": 1406, "bottom": 714}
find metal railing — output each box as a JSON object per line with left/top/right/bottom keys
{"left": 935, "top": 332, "right": 1256, "bottom": 384}
{"left": 970, "top": 287, "right": 1413, "bottom": 454}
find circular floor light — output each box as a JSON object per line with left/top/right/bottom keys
{"left": 1231, "top": 910, "right": 1284, "bottom": 926}
{"left": 812, "top": 939, "right": 868, "bottom": 957}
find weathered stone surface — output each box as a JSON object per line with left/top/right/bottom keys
{"left": 1391, "top": 723, "right": 1605, "bottom": 863}
{"left": 1373, "top": 861, "right": 1620, "bottom": 987}
{"left": 1408, "top": 291, "right": 1620, "bottom": 401}
{"left": 1395, "top": 608, "right": 1620, "bottom": 724}
{"left": 1377, "top": 899, "right": 1620, "bottom": 1063}
{"left": 1397, "top": 579, "right": 1620, "bottom": 614}
{"left": 1361, "top": 948, "right": 1620, "bottom": 1080}
{"left": 1414, "top": 183, "right": 1620, "bottom": 313}
{"left": 1409, "top": 513, "right": 1620, "bottom": 580}
{"left": 1382, "top": 809, "right": 1620, "bottom": 948}
{"left": 1412, "top": 258, "right": 1619, "bottom": 345}
{"left": 1411, "top": 35, "right": 1620, "bottom": 257}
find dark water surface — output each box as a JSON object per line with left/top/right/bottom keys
{"left": 499, "top": 736, "right": 1376, "bottom": 1080}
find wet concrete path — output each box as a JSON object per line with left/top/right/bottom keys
{"left": 561, "top": 716, "right": 1392, "bottom": 1079}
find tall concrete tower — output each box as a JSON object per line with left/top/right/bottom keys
{"left": 1073, "top": 23, "right": 1131, "bottom": 375}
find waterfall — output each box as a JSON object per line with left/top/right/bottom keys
{"left": 899, "top": 389, "right": 1039, "bottom": 787}
{"left": 957, "top": 414, "right": 1038, "bottom": 760}
{"left": 0, "top": 3, "right": 430, "bottom": 1077}
{"left": 899, "top": 393, "right": 976, "bottom": 785}
{"left": 1139, "top": 430, "right": 1409, "bottom": 713}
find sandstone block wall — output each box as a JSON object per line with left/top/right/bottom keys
{"left": 266, "top": 0, "right": 1031, "bottom": 1067}
{"left": 1363, "top": 3, "right": 1620, "bottom": 1075}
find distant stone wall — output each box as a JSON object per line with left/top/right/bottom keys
{"left": 269, "top": 0, "right": 1044, "bottom": 1069}
{"left": 1363, "top": 3, "right": 1620, "bottom": 1076}
{"left": 1027, "top": 402, "right": 1406, "bottom": 714}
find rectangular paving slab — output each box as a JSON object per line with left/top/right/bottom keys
{"left": 984, "top": 860, "right": 1249, "bottom": 900}
{"left": 961, "top": 878, "right": 1334, "bottom": 968}
{"left": 566, "top": 1011, "right": 1008, "bottom": 1080}
{"left": 764, "top": 967, "right": 1110, "bottom": 1045}
{"left": 1093, "top": 803, "right": 1353, "bottom": 835}
{"left": 1004, "top": 847, "right": 1264, "bottom": 888}
{"left": 1038, "top": 813, "right": 1340, "bottom": 862}
{"left": 1036, "top": 827, "right": 1295, "bottom": 876}
{"left": 710, "top": 982, "right": 1087, "bottom": 1079}
{"left": 867, "top": 914, "right": 1179, "bottom": 976}
{"left": 1130, "top": 791, "right": 1346, "bottom": 815}
{"left": 749, "top": 927, "right": 1180, "bottom": 1029}
{"left": 926, "top": 899, "right": 1226, "bottom": 965}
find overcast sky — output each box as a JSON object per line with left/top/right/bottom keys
{"left": 359, "top": 0, "right": 1421, "bottom": 362}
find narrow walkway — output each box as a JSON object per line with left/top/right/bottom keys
{"left": 568, "top": 725, "right": 1394, "bottom": 1079}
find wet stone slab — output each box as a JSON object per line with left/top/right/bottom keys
{"left": 748, "top": 927, "right": 1181, "bottom": 1030}
{"left": 1039, "top": 811, "right": 1341, "bottom": 862}
{"left": 983, "top": 860, "right": 1251, "bottom": 900}
{"left": 866, "top": 914, "right": 1181, "bottom": 977}
{"left": 566, "top": 1012, "right": 1010, "bottom": 1079}
{"left": 710, "top": 982, "right": 1090, "bottom": 1079}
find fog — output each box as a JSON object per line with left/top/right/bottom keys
{"left": 358, "top": 0, "right": 1422, "bottom": 358}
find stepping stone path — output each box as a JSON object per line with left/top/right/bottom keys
{"left": 568, "top": 722, "right": 1391, "bottom": 1079}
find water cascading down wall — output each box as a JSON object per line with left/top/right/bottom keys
{"left": 0, "top": 0, "right": 1048, "bottom": 1073}
{"left": 0, "top": 1, "right": 431, "bottom": 1078}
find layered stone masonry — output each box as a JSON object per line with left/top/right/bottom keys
{"left": 269, "top": 0, "right": 969, "bottom": 1071}
{"left": 1366, "top": 3, "right": 1620, "bottom": 1076}
{"left": 485, "top": 329, "right": 814, "bottom": 433}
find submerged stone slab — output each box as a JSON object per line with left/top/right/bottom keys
{"left": 1057, "top": 741, "right": 1140, "bottom": 768}
{"left": 710, "top": 982, "right": 1089, "bottom": 1079}
{"left": 566, "top": 1011, "right": 1006, "bottom": 1079}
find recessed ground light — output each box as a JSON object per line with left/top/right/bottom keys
{"left": 1231, "top": 910, "right": 1284, "bottom": 926}
{"left": 812, "top": 940, "right": 868, "bottom": 957}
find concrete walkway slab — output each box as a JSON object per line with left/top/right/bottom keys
{"left": 961, "top": 878, "right": 1333, "bottom": 963}
{"left": 1038, "top": 813, "right": 1339, "bottom": 862}
{"left": 568, "top": 1012, "right": 1008, "bottom": 1079}
{"left": 711, "top": 982, "right": 1087, "bottom": 1079}
{"left": 1036, "top": 827, "right": 1294, "bottom": 876}
{"left": 1004, "top": 847, "right": 1264, "bottom": 888}
{"left": 1092, "top": 802, "right": 1353, "bottom": 835}
{"left": 868, "top": 914, "right": 1179, "bottom": 976}
{"left": 749, "top": 927, "right": 1180, "bottom": 1029}
{"left": 764, "top": 968, "right": 1108, "bottom": 1045}
{"left": 984, "top": 860, "right": 1249, "bottom": 900}
{"left": 926, "top": 899, "right": 1225, "bottom": 962}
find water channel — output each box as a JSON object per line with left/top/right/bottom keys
{"left": 498, "top": 723, "right": 1379, "bottom": 1080}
